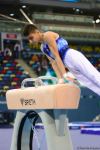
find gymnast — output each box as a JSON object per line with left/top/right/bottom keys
{"left": 23, "top": 24, "right": 100, "bottom": 96}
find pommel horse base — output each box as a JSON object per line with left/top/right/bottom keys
{"left": 6, "top": 76, "right": 81, "bottom": 150}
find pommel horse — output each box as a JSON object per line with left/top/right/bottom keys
{"left": 6, "top": 76, "right": 81, "bottom": 150}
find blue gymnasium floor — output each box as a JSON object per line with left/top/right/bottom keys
{"left": 0, "top": 122, "right": 100, "bottom": 150}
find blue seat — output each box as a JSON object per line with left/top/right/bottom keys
{"left": 10, "top": 86, "right": 16, "bottom": 89}
{"left": 0, "top": 85, "right": 2, "bottom": 89}
{"left": 20, "top": 74, "right": 27, "bottom": 78}
{"left": 16, "top": 75, "right": 21, "bottom": 78}
{"left": 0, "top": 82, "right": 5, "bottom": 86}
{"left": 7, "top": 70, "right": 12, "bottom": 74}
{"left": 0, "top": 67, "right": 3, "bottom": 71}
{"left": 6, "top": 63, "right": 12, "bottom": 67}
{"left": 4, "top": 74, "right": 10, "bottom": 77}
{"left": 19, "top": 67, "right": 24, "bottom": 71}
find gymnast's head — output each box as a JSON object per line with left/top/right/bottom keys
{"left": 23, "top": 24, "right": 42, "bottom": 43}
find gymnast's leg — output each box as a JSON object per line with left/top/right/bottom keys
{"left": 64, "top": 49, "right": 100, "bottom": 95}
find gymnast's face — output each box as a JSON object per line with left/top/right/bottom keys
{"left": 28, "top": 30, "right": 40, "bottom": 43}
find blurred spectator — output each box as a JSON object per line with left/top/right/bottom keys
{"left": 14, "top": 42, "right": 21, "bottom": 59}
{"left": 4, "top": 47, "right": 12, "bottom": 57}
{"left": 41, "top": 56, "right": 48, "bottom": 70}
{"left": 31, "top": 54, "right": 39, "bottom": 62}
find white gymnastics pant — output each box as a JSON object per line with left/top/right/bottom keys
{"left": 63, "top": 49, "right": 100, "bottom": 96}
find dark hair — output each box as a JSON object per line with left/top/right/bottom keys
{"left": 23, "top": 24, "right": 38, "bottom": 36}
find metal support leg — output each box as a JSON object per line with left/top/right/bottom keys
{"left": 10, "top": 111, "right": 32, "bottom": 150}
{"left": 10, "top": 111, "right": 24, "bottom": 150}
{"left": 36, "top": 109, "right": 73, "bottom": 150}
{"left": 11, "top": 109, "right": 73, "bottom": 150}
{"left": 54, "top": 109, "right": 67, "bottom": 136}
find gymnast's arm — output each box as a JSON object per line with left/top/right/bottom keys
{"left": 46, "top": 52, "right": 79, "bottom": 84}
{"left": 44, "top": 34, "right": 67, "bottom": 78}
{"left": 46, "top": 55, "right": 64, "bottom": 83}
{"left": 43, "top": 34, "right": 79, "bottom": 84}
